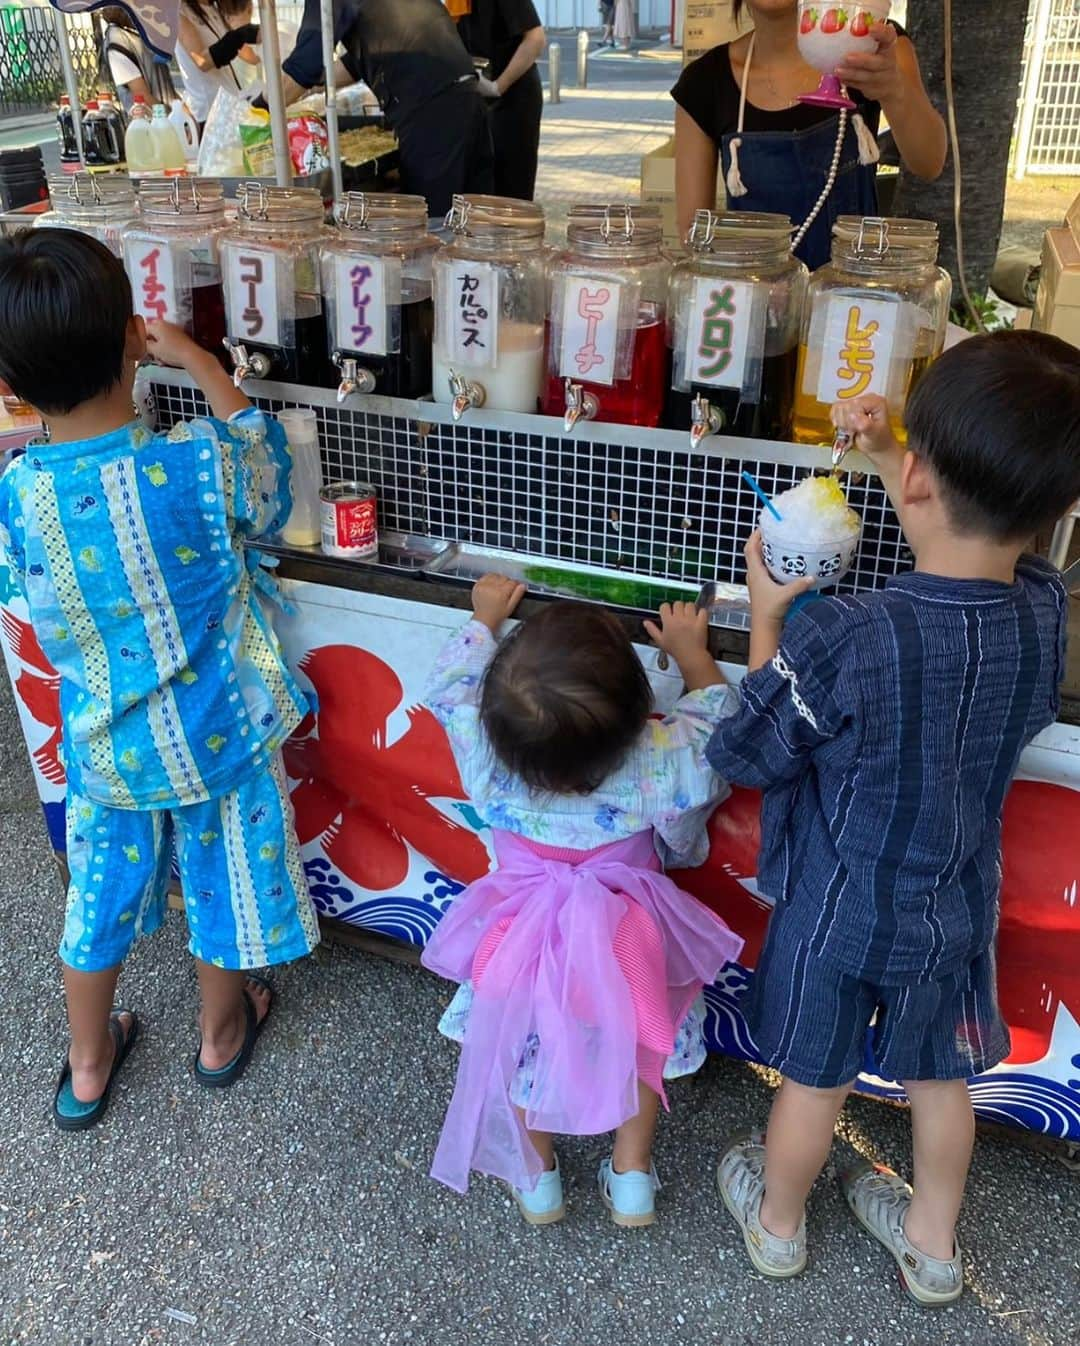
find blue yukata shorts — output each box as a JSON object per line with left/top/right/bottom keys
{"left": 60, "top": 754, "right": 320, "bottom": 973}
{"left": 746, "top": 913, "right": 1010, "bottom": 1090}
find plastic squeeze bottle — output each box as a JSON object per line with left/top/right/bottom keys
{"left": 168, "top": 99, "right": 200, "bottom": 165}
{"left": 124, "top": 97, "right": 160, "bottom": 173}
{"left": 150, "top": 103, "right": 187, "bottom": 172}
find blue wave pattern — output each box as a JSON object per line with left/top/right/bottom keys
{"left": 304, "top": 858, "right": 465, "bottom": 947}
{"left": 702, "top": 966, "right": 1080, "bottom": 1143}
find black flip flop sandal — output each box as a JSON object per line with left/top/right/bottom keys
{"left": 193, "top": 974, "right": 274, "bottom": 1089}
{"left": 52, "top": 1008, "right": 139, "bottom": 1132}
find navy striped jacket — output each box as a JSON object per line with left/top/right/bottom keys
{"left": 706, "top": 558, "right": 1067, "bottom": 983}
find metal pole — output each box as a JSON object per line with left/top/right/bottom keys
{"left": 1013, "top": 0, "right": 1053, "bottom": 182}
{"left": 576, "top": 28, "right": 588, "bottom": 88}
{"left": 258, "top": 0, "right": 293, "bottom": 186}
{"left": 549, "top": 41, "right": 561, "bottom": 104}
{"left": 53, "top": 9, "right": 85, "bottom": 167}
{"left": 319, "top": 0, "right": 343, "bottom": 203}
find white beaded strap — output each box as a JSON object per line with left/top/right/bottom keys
{"left": 725, "top": 30, "right": 755, "bottom": 199}
{"left": 790, "top": 104, "right": 848, "bottom": 253}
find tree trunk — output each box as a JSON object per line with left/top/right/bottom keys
{"left": 893, "top": 0, "right": 1030, "bottom": 299}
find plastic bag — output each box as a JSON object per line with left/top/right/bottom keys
{"left": 196, "top": 88, "right": 259, "bottom": 178}
{"left": 240, "top": 111, "right": 275, "bottom": 176}
{"left": 287, "top": 115, "right": 330, "bottom": 176}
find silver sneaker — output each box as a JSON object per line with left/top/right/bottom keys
{"left": 717, "top": 1130, "right": 807, "bottom": 1278}
{"left": 840, "top": 1161, "right": 964, "bottom": 1307}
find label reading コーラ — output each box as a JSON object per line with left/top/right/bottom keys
{"left": 333, "top": 254, "right": 389, "bottom": 356}
{"left": 558, "top": 277, "right": 623, "bottom": 386}
{"left": 445, "top": 262, "right": 498, "bottom": 365}
{"left": 226, "top": 247, "right": 281, "bottom": 349}
{"left": 128, "top": 241, "right": 177, "bottom": 325}
{"left": 816, "top": 295, "right": 899, "bottom": 404}
{"left": 686, "top": 277, "right": 756, "bottom": 389}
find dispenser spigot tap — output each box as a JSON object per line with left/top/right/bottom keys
{"left": 689, "top": 394, "right": 724, "bottom": 448}
{"left": 223, "top": 338, "right": 270, "bottom": 388}
{"left": 448, "top": 369, "right": 485, "bottom": 422}
{"left": 563, "top": 378, "right": 599, "bottom": 434}
{"left": 332, "top": 352, "right": 376, "bottom": 404}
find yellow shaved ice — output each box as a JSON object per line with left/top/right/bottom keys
{"left": 762, "top": 475, "right": 862, "bottom": 544}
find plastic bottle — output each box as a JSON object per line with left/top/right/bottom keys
{"left": 56, "top": 95, "right": 80, "bottom": 165}
{"left": 96, "top": 89, "right": 127, "bottom": 160}
{"left": 124, "top": 97, "right": 160, "bottom": 174}
{"left": 82, "top": 101, "right": 119, "bottom": 167}
{"left": 276, "top": 409, "right": 324, "bottom": 546}
{"left": 168, "top": 99, "right": 200, "bottom": 166}
{"left": 150, "top": 103, "right": 187, "bottom": 173}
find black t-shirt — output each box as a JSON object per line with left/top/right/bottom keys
{"left": 670, "top": 26, "right": 907, "bottom": 143}
{"left": 455, "top": 0, "right": 542, "bottom": 81}
{"left": 284, "top": 0, "right": 474, "bottom": 125}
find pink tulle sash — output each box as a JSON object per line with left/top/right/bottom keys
{"left": 421, "top": 829, "right": 744, "bottom": 1193}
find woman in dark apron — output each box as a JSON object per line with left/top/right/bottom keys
{"left": 454, "top": 0, "right": 546, "bottom": 202}
{"left": 671, "top": 0, "right": 945, "bottom": 269}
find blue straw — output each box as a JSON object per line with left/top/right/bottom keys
{"left": 741, "top": 470, "right": 782, "bottom": 522}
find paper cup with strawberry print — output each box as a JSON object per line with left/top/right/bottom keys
{"left": 797, "top": 1, "right": 892, "bottom": 109}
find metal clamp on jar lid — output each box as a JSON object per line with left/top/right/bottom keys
{"left": 137, "top": 176, "right": 225, "bottom": 216}
{"left": 831, "top": 215, "right": 940, "bottom": 268}
{"left": 444, "top": 193, "right": 545, "bottom": 240}
{"left": 46, "top": 171, "right": 137, "bottom": 211}
{"left": 336, "top": 191, "right": 429, "bottom": 234}
{"left": 235, "top": 181, "right": 326, "bottom": 228}
{"left": 687, "top": 207, "right": 793, "bottom": 250}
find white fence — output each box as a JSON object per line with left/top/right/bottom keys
{"left": 1014, "top": 0, "right": 1080, "bottom": 177}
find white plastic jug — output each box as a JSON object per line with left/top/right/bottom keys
{"left": 168, "top": 99, "right": 200, "bottom": 164}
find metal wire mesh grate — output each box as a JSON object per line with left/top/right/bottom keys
{"left": 146, "top": 377, "right": 911, "bottom": 595}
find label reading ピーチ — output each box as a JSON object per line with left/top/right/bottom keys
{"left": 816, "top": 295, "right": 899, "bottom": 404}
{"left": 558, "top": 277, "right": 623, "bottom": 386}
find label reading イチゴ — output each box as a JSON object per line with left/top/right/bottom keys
{"left": 226, "top": 246, "right": 281, "bottom": 348}
{"left": 685, "top": 276, "right": 756, "bottom": 389}
{"left": 558, "top": 276, "right": 623, "bottom": 386}
{"left": 816, "top": 294, "right": 900, "bottom": 404}
{"left": 128, "top": 240, "right": 177, "bottom": 325}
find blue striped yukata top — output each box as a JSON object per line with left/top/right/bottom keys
{"left": 0, "top": 409, "right": 309, "bottom": 811}
{"left": 706, "top": 558, "right": 1067, "bottom": 984}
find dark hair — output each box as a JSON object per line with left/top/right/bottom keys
{"left": 732, "top": 0, "right": 744, "bottom": 19}
{"left": 904, "top": 330, "right": 1080, "bottom": 543}
{"left": 0, "top": 229, "right": 133, "bottom": 416}
{"left": 480, "top": 603, "right": 653, "bottom": 795}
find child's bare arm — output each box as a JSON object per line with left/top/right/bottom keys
{"left": 145, "top": 319, "right": 250, "bottom": 422}
{"left": 643, "top": 601, "right": 724, "bottom": 690}
{"left": 831, "top": 394, "right": 905, "bottom": 507}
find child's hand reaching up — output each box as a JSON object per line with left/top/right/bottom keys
{"left": 472, "top": 573, "right": 526, "bottom": 633}
{"left": 643, "top": 601, "right": 724, "bottom": 691}
{"left": 144, "top": 320, "right": 205, "bottom": 371}
{"left": 831, "top": 394, "right": 904, "bottom": 499}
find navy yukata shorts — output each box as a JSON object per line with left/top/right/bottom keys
{"left": 746, "top": 912, "right": 1011, "bottom": 1089}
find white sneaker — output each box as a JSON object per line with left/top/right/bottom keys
{"left": 511, "top": 1156, "right": 566, "bottom": 1226}
{"left": 597, "top": 1156, "right": 660, "bottom": 1227}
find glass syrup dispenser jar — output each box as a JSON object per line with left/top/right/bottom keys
{"left": 431, "top": 194, "right": 547, "bottom": 419}
{"left": 122, "top": 178, "right": 229, "bottom": 360}
{"left": 793, "top": 216, "right": 952, "bottom": 445}
{"left": 542, "top": 203, "right": 672, "bottom": 430}
{"left": 665, "top": 209, "right": 808, "bottom": 444}
{"left": 320, "top": 192, "right": 438, "bottom": 401}
{"left": 35, "top": 172, "right": 138, "bottom": 256}
{"left": 219, "top": 183, "right": 331, "bottom": 388}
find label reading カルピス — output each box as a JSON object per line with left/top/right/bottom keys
{"left": 444, "top": 262, "right": 498, "bottom": 366}
{"left": 333, "top": 253, "right": 388, "bottom": 356}
{"left": 685, "top": 277, "right": 756, "bottom": 389}
{"left": 558, "top": 277, "right": 623, "bottom": 386}
{"left": 225, "top": 246, "right": 281, "bottom": 348}
{"left": 816, "top": 295, "right": 900, "bottom": 404}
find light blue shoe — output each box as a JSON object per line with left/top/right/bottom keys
{"left": 597, "top": 1157, "right": 660, "bottom": 1227}
{"left": 512, "top": 1156, "right": 566, "bottom": 1226}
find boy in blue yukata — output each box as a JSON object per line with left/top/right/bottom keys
{"left": 0, "top": 230, "right": 319, "bottom": 1130}
{"left": 707, "top": 331, "right": 1080, "bottom": 1306}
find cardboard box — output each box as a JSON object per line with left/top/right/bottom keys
{"left": 1037, "top": 226, "right": 1080, "bottom": 314}
{"left": 1065, "top": 189, "right": 1080, "bottom": 243}
{"left": 682, "top": 1, "right": 753, "bottom": 65}
{"left": 640, "top": 135, "right": 726, "bottom": 249}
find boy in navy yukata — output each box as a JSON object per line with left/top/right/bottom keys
{"left": 0, "top": 230, "right": 319, "bottom": 1130}
{"left": 707, "top": 332, "right": 1080, "bottom": 1305}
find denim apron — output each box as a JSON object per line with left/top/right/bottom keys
{"left": 719, "top": 34, "right": 879, "bottom": 270}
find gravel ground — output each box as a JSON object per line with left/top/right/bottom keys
{"left": 0, "top": 675, "right": 1078, "bottom": 1346}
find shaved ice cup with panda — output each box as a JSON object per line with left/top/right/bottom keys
{"left": 797, "top": 2, "right": 892, "bottom": 110}
{"left": 759, "top": 475, "right": 862, "bottom": 587}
